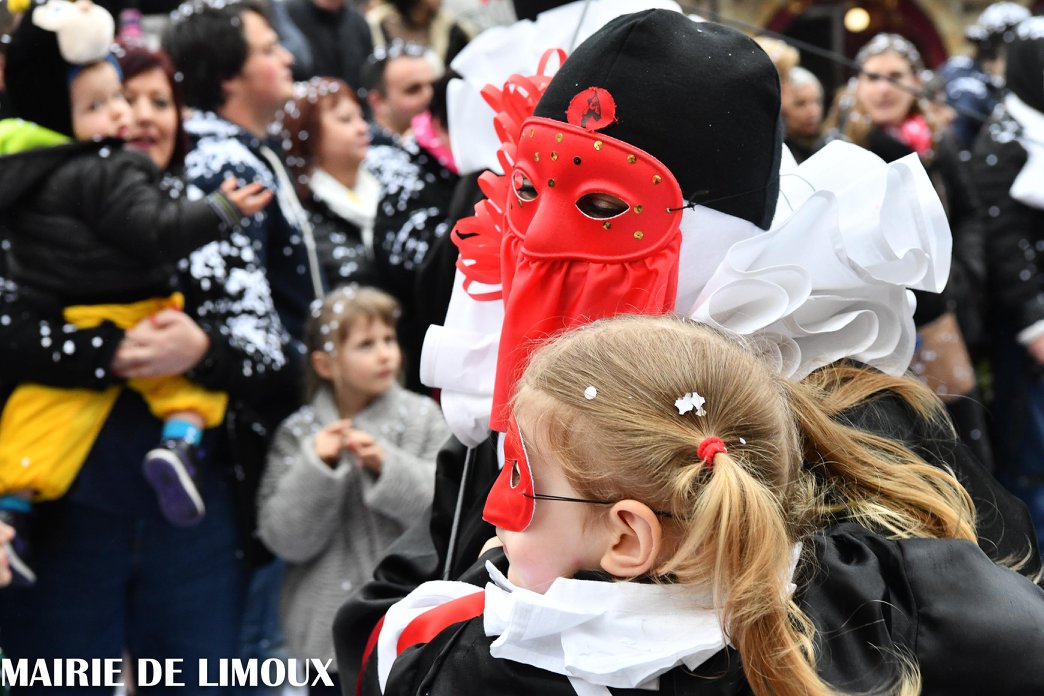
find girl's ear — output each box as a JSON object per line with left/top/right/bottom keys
{"left": 311, "top": 350, "right": 335, "bottom": 380}
{"left": 599, "top": 500, "right": 662, "bottom": 580}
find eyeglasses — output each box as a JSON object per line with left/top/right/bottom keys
{"left": 523, "top": 493, "right": 675, "bottom": 519}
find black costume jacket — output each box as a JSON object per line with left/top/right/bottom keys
{"left": 0, "top": 138, "right": 235, "bottom": 308}
{"left": 333, "top": 384, "right": 1042, "bottom": 691}
{"left": 971, "top": 110, "right": 1044, "bottom": 336}
{"left": 368, "top": 523, "right": 1044, "bottom": 696}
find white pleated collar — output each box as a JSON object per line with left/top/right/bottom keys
{"left": 482, "top": 549, "right": 800, "bottom": 691}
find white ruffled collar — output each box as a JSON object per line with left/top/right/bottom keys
{"left": 1004, "top": 93, "right": 1044, "bottom": 211}
{"left": 482, "top": 549, "right": 800, "bottom": 693}
{"left": 482, "top": 562, "right": 726, "bottom": 691}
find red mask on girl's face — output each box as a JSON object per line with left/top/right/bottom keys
{"left": 483, "top": 414, "right": 536, "bottom": 532}
{"left": 488, "top": 113, "right": 686, "bottom": 431}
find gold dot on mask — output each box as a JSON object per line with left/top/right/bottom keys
{"left": 548, "top": 179, "right": 556, "bottom": 188}
{"left": 534, "top": 152, "right": 540, "bottom": 162}
{"left": 634, "top": 231, "right": 644, "bottom": 240}
{"left": 653, "top": 175, "right": 662, "bottom": 184}
{"left": 627, "top": 154, "right": 637, "bottom": 164}
{"left": 603, "top": 221, "right": 612, "bottom": 230}
{"left": 551, "top": 151, "right": 558, "bottom": 161}
{"left": 555, "top": 133, "right": 564, "bottom": 142}
{"left": 594, "top": 141, "right": 603, "bottom": 151}
{"left": 529, "top": 128, "right": 535, "bottom": 138}
{"left": 634, "top": 205, "right": 643, "bottom": 215}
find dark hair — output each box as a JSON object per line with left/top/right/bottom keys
{"left": 277, "top": 76, "right": 360, "bottom": 201}
{"left": 428, "top": 69, "right": 453, "bottom": 129}
{"left": 360, "top": 39, "right": 429, "bottom": 96}
{"left": 118, "top": 45, "right": 189, "bottom": 169}
{"left": 162, "top": 0, "right": 269, "bottom": 112}
{"left": 390, "top": 0, "right": 424, "bottom": 27}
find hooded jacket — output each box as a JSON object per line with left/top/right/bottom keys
{"left": 0, "top": 120, "right": 237, "bottom": 309}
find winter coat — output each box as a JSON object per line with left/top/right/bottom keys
{"left": 272, "top": 0, "right": 373, "bottom": 88}
{"left": 368, "top": 139, "right": 460, "bottom": 392}
{"left": 183, "top": 111, "right": 325, "bottom": 343}
{"left": 305, "top": 168, "right": 384, "bottom": 290}
{"left": 257, "top": 383, "right": 448, "bottom": 666}
{"left": 367, "top": 523, "right": 1044, "bottom": 696}
{"left": 332, "top": 378, "right": 1042, "bottom": 687}
{"left": 0, "top": 128, "right": 237, "bottom": 309}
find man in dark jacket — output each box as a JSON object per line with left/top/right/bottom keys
{"left": 271, "top": 0, "right": 373, "bottom": 91}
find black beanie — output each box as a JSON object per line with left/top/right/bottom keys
{"left": 534, "top": 10, "right": 782, "bottom": 230}
{"left": 5, "top": 5, "right": 75, "bottom": 137}
{"left": 1006, "top": 18, "right": 1044, "bottom": 114}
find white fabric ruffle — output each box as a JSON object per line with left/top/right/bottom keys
{"left": 681, "top": 141, "right": 950, "bottom": 379}
{"left": 483, "top": 546, "right": 800, "bottom": 691}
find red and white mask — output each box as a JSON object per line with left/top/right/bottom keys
{"left": 488, "top": 87, "right": 686, "bottom": 431}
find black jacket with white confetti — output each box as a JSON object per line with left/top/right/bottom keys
{"left": 971, "top": 108, "right": 1044, "bottom": 334}
{"left": 368, "top": 138, "right": 459, "bottom": 392}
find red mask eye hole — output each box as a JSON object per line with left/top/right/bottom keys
{"left": 510, "top": 460, "right": 521, "bottom": 487}
{"left": 512, "top": 171, "right": 538, "bottom": 202}
{"left": 576, "top": 192, "right": 629, "bottom": 220}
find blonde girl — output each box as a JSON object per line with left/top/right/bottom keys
{"left": 370, "top": 315, "right": 1044, "bottom": 696}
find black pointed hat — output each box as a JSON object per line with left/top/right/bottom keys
{"left": 534, "top": 10, "right": 782, "bottom": 230}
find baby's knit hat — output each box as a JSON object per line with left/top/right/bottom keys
{"left": 5, "top": 0, "right": 116, "bottom": 137}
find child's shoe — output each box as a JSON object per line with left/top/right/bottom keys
{"left": 142, "top": 441, "right": 206, "bottom": 527}
{"left": 0, "top": 502, "right": 36, "bottom": 587}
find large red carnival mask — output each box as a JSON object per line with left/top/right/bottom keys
{"left": 491, "top": 113, "right": 685, "bottom": 430}
{"left": 452, "top": 76, "right": 687, "bottom": 433}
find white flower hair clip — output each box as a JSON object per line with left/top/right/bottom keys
{"left": 675, "top": 391, "right": 706, "bottom": 417}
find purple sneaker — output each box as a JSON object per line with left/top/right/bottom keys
{"left": 142, "top": 442, "right": 206, "bottom": 527}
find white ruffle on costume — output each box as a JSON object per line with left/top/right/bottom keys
{"left": 422, "top": 140, "right": 952, "bottom": 445}
{"left": 682, "top": 141, "right": 950, "bottom": 380}
{"left": 377, "top": 553, "right": 800, "bottom": 696}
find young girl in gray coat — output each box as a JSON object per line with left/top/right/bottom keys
{"left": 257, "top": 286, "right": 449, "bottom": 689}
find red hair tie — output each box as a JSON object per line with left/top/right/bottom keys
{"left": 697, "top": 437, "right": 727, "bottom": 469}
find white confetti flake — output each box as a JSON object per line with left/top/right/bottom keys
{"left": 675, "top": 391, "right": 707, "bottom": 417}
